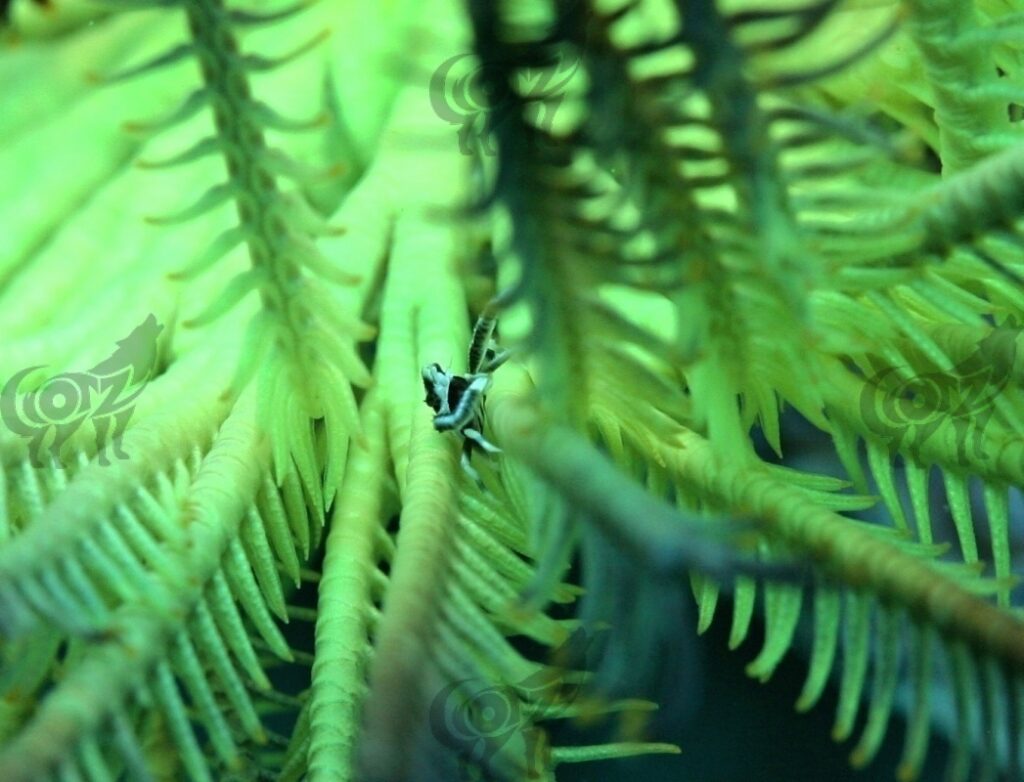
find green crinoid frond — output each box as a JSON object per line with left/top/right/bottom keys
{"left": 87, "top": 0, "right": 378, "bottom": 515}
{"left": 465, "top": 0, "right": 1024, "bottom": 780}
{"left": 7, "top": 0, "right": 1024, "bottom": 780}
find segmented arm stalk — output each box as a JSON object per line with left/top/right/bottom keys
{"left": 184, "top": 0, "right": 309, "bottom": 354}
{"left": 903, "top": 0, "right": 1008, "bottom": 174}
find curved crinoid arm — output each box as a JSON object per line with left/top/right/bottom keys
{"left": 0, "top": 3, "right": 415, "bottom": 780}
{"left": 488, "top": 360, "right": 1024, "bottom": 781}
{"left": 486, "top": 366, "right": 805, "bottom": 586}
{"left": 12, "top": 0, "right": 1024, "bottom": 780}
{"left": 459, "top": 0, "right": 878, "bottom": 638}
{"left": 84, "top": 0, "right": 385, "bottom": 520}
{"left": 460, "top": 1, "right": 1024, "bottom": 779}
{"left": 0, "top": 387, "right": 310, "bottom": 782}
